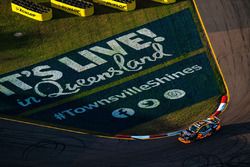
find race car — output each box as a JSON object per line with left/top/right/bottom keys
{"left": 178, "top": 116, "right": 221, "bottom": 144}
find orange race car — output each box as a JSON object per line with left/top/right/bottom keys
{"left": 178, "top": 116, "right": 221, "bottom": 144}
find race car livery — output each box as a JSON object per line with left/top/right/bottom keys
{"left": 178, "top": 116, "right": 221, "bottom": 144}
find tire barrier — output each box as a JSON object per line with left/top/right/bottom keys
{"left": 93, "top": 0, "right": 136, "bottom": 11}
{"left": 152, "top": 0, "right": 176, "bottom": 4}
{"left": 50, "top": 0, "right": 94, "bottom": 17}
{"left": 11, "top": 0, "right": 52, "bottom": 21}
{"left": 10, "top": 0, "right": 178, "bottom": 21}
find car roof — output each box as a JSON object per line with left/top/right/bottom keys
{"left": 191, "top": 120, "right": 208, "bottom": 129}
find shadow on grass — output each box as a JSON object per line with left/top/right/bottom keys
{"left": 136, "top": 0, "right": 165, "bottom": 10}
{"left": 94, "top": 0, "right": 167, "bottom": 15}
{"left": 136, "top": 0, "right": 187, "bottom": 10}
{"left": 94, "top": 0, "right": 165, "bottom": 15}
{"left": 40, "top": 2, "right": 77, "bottom": 19}
{"left": 0, "top": 31, "right": 41, "bottom": 52}
{"left": 93, "top": 3, "right": 120, "bottom": 15}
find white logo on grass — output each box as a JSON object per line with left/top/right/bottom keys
{"left": 112, "top": 108, "right": 135, "bottom": 119}
{"left": 164, "top": 89, "right": 186, "bottom": 100}
{"left": 138, "top": 99, "right": 160, "bottom": 109}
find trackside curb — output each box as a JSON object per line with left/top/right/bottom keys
{"left": 211, "top": 95, "right": 228, "bottom": 117}
{"left": 0, "top": 96, "right": 228, "bottom": 141}
{"left": 113, "top": 95, "right": 229, "bottom": 140}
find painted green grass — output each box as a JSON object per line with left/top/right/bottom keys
{"left": 121, "top": 96, "right": 220, "bottom": 135}
{"left": 21, "top": 47, "right": 206, "bottom": 117}
{"left": 0, "top": 0, "right": 226, "bottom": 135}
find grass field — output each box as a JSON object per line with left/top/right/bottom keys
{"left": 0, "top": 0, "right": 226, "bottom": 135}
{"left": 0, "top": 0, "right": 188, "bottom": 73}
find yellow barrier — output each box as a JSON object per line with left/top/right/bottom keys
{"left": 93, "top": 0, "right": 136, "bottom": 11}
{"left": 51, "top": 0, "right": 94, "bottom": 17}
{"left": 152, "top": 0, "right": 176, "bottom": 4}
{"left": 11, "top": 0, "right": 52, "bottom": 21}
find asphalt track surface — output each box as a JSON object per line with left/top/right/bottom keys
{"left": 0, "top": 0, "right": 250, "bottom": 166}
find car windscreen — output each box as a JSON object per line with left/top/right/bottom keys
{"left": 189, "top": 125, "right": 199, "bottom": 132}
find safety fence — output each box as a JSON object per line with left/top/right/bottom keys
{"left": 93, "top": 0, "right": 136, "bottom": 11}
{"left": 51, "top": 0, "right": 94, "bottom": 17}
{"left": 11, "top": 0, "right": 52, "bottom": 21}
{"left": 11, "top": 0, "right": 176, "bottom": 21}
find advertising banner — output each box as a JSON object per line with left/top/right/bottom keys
{"left": 0, "top": 9, "right": 202, "bottom": 116}
{"left": 28, "top": 54, "right": 221, "bottom": 134}
{"left": 0, "top": 7, "right": 224, "bottom": 135}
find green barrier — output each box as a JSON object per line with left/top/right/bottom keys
{"left": 93, "top": 0, "right": 136, "bottom": 11}
{"left": 51, "top": 0, "right": 94, "bottom": 17}
{"left": 11, "top": 0, "right": 52, "bottom": 21}
{"left": 152, "top": 0, "right": 176, "bottom": 4}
